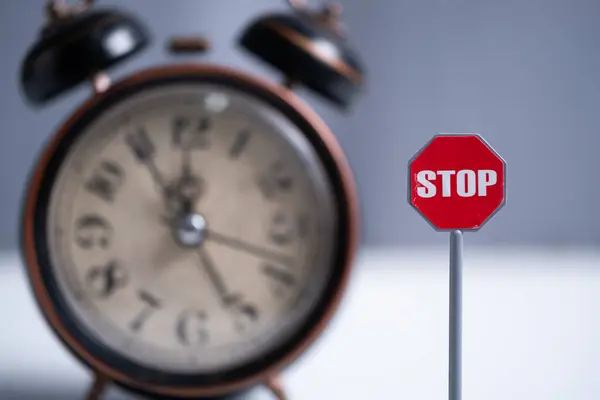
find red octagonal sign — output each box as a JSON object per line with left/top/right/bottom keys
{"left": 409, "top": 134, "right": 506, "bottom": 231}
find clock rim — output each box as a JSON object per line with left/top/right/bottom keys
{"left": 20, "top": 63, "right": 359, "bottom": 398}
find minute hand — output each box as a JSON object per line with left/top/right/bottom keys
{"left": 205, "top": 230, "right": 294, "bottom": 267}
{"left": 195, "top": 248, "right": 237, "bottom": 307}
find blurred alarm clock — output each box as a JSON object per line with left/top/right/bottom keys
{"left": 19, "top": 0, "right": 365, "bottom": 399}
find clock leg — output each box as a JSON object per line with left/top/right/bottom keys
{"left": 265, "top": 376, "right": 287, "bottom": 400}
{"left": 85, "top": 373, "right": 109, "bottom": 400}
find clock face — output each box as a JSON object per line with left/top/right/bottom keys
{"left": 41, "top": 80, "right": 340, "bottom": 375}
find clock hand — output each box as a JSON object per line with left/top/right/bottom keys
{"left": 177, "top": 174, "right": 200, "bottom": 214}
{"left": 125, "top": 129, "right": 174, "bottom": 208}
{"left": 145, "top": 161, "right": 170, "bottom": 196}
{"left": 147, "top": 162, "right": 200, "bottom": 216}
{"left": 194, "top": 248, "right": 258, "bottom": 324}
{"left": 205, "top": 230, "right": 294, "bottom": 267}
{"left": 181, "top": 144, "right": 192, "bottom": 180}
{"left": 195, "top": 247, "right": 239, "bottom": 307}
{"left": 180, "top": 152, "right": 193, "bottom": 213}
{"left": 146, "top": 163, "right": 190, "bottom": 217}
{"left": 133, "top": 151, "right": 188, "bottom": 217}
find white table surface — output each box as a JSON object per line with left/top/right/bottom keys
{"left": 1, "top": 247, "right": 600, "bottom": 400}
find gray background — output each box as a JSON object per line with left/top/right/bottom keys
{"left": 1, "top": 0, "right": 599, "bottom": 251}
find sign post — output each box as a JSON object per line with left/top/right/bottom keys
{"left": 408, "top": 134, "right": 506, "bottom": 400}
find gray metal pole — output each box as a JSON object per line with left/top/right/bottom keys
{"left": 449, "top": 230, "right": 463, "bottom": 400}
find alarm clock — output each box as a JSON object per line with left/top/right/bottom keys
{"left": 19, "top": 0, "right": 365, "bottom": 399}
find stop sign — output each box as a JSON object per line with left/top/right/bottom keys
{"left": 409, "top": 134, "right": 506, "bottom": 231}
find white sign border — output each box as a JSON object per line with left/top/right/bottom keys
{"left": 407, "top": 132, "right": 507, "bottom": 232}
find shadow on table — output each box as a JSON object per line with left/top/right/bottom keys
{"left": 0, "top": 386, "right": 263, "bottom": 399}
{"left": 0, "top": 388, "right": 128, "bottom": 400}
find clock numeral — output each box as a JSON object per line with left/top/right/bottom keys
{"left": 74, "top": 214, "right": 112, "bottom": 249}
{"left": 268, "top": 212, "right": 310, "bottom": 245}
{"left": 257, "top": 160, "right": 293, "bottom": 199}
{"left": 176, "top": 310, "right": 208, "bottom": 346}
{"left": 262, "top": 264, "right": 296, "bottom": 298}
{"left": 130, "top": 290, "right": 162, "bottom": 333}
{"left": 172, "top": 116, "right": 211, "bottom": 149}
{"left": 233, "top": 302, "right": 259, "bottom": 333}
{"left": 85, "top": 160, "right": 124, "bottom": 203}
{"left": 86, "top": 260, "right": 128, "bottom": 298}
{"left": 125, "top": 127, "right": 155, "bottom": 162}
{"left": 229, "top": 129, "right": 251, "bottom": 159}
{"left": 269, "top": 212, "right": 294, "bottom": 245}
{"left": 223, "top": 295, "right": 259, "bottom": 333}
